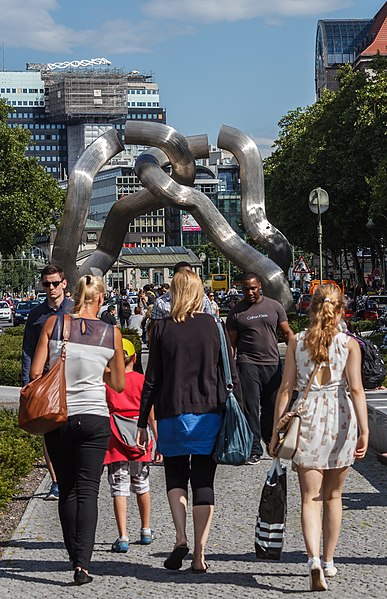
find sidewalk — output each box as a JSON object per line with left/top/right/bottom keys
{"left": 1, "top": 448, "right": 386, "bottom": 598}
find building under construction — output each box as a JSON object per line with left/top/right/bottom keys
{"left": 43, "top": 68, "right": 128, "bottom": 121}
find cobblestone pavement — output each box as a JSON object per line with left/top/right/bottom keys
{"left": 0, "top": 448, "right": 386, "bottom": 598}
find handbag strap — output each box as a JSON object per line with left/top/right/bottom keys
{"left": 214, "top": 316, "right": 233, "bottom": 390}
{"left": 60, "top": 314, "right": 71, "bottom": 358}
{"left": 295, "top": 363, "right": 319, "bottom": 414}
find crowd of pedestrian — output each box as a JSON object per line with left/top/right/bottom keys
{"left": 18, "top": 262, "right": 370, "bottom": 591}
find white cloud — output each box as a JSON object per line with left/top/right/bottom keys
{"left": 0, "top": 0, "right": 193, "bottom": 56}
{"left": 144, "top": 0, "right": 350, "bottom": 23}
{"left": 0, "top": 0, "right": 89, "bottom": 52}
{"left": 250, "top": 135, "right": 275, "bottom": 158}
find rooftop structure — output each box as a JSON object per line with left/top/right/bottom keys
{"left": 315, "top": 2, "right": 387, "bottom": 98}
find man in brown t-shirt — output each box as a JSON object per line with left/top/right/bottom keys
{"left": 226, "top": 272, "right": 293, "bottom": 464}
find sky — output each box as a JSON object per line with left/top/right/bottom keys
{"left": 0, "top": 0, "right": 384, "bottom": 157}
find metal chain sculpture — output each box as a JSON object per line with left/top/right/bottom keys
{"left": 52, "top": 122, "right": 294, "bottom": 311}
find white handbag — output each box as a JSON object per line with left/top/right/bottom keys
{"left": 275, "top": 365, "right": 318, "bottom": 460}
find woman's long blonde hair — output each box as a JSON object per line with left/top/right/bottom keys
{"left": 73, "top": 275, "right": 104, "bottom": 316}
{"left": 170, "top": 270, "right": 204, "bottom": 322}
{"left": 304, "top": 284, "right": 344, "bottom": 363}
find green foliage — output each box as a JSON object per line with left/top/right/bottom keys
{"left": 0, "top": 409, "right": 43, "bottom": 511}
{"left": 0, "top": 99, "right": 65, "bottom": 256}
{"left": 265, "top": 59, "right": 387, "bottom": 271}
{"left": 0, "top": 327, "right": 23, "bottom": 386}
{"left": 0, "top": 256, "right": 40, "bottom": 293}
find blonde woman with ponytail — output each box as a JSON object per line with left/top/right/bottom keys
{"left": 31, "top": 275, "right": 125, "bottom": 585}
{"left": 269, "top": 284, "right": 368, "bottom": 592}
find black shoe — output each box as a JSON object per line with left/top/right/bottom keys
{"left": 245, "top": 455, "right": 261, "bottom": 465}
{"left": 74, "top": 569, "right": 93, "bottom": 585}
{"left": 164, "top": 545, "right": 189, "bottom": 570}
{"left": 377, "top": 453, "right": 387, "bottom": 466}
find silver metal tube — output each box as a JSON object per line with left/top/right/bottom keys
{"left": 135, "top": 153, "right": 294, "bottom": 310}
{"left": 80, "top": 134, "right": 209, "bottom": 277}
{"left": 52, "top": 129, "right": 124, "bottom": 290}
{"left": 217, "top": 125, "right": 292, "bottom": 273}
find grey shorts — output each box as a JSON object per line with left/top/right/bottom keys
{"left": 107, "top": 461, "right": 150, "bottom": 496}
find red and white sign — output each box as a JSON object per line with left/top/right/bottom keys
{"left": 293, "top": 255, "right": 311, "bottom": 274}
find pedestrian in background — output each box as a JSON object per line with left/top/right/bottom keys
{"left": 269, "top": 284, "right": 368, "bottom": 591}
{"left": 226, "top": 272, "right": 293, "bottom": 464}
{"left": 104, "top": 339, "right": 159, "bottom": 553}
{"left": 22, "top": 264, "right": 73, "bottom": 500}
{"left": 207, "top": 292, "right": 219, "bottom": 316}
{"left": 30, "top": 275, "right": 125, "bottom": 586}
{"left": 101, "top": 304, "right": 117, "bottom": 325}
{"left": 137, "top": 270, "right": 241, "bottom": 573}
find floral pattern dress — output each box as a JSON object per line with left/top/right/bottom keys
{"left": 292, "top": 331, "right": 357, "bottom": 469}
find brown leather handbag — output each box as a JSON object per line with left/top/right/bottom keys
{"left": 18, "top": 314, "right": 70, "bottom": 435}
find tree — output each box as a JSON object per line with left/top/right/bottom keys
{"left": 0, "top": 99, "right": 65, "bottom": 256}
{"left": 265, "top": 58, "right": 387, "bottom": 285}
{"left": 0, "top": 255, "right": 40, "bottom": 294}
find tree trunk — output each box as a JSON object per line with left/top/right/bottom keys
{"left": 350, "top": 247, "right": 366, "bottom": 289}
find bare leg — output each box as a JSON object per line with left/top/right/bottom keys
{"left": 113, "top": 496, "right": 128, "bottom": 538}
{"left": 322, "top": 467, "right": 349, "bottom": 563}
{"left": 297, "top": 467, "right": 324, "bottom": 558}
{"left": 167, "top": 488, "right": 188, "bottom": 547}
{"left": 136, "top": 491, "right": 150, "bottom": 530}
{"left": 192, "top": 505, "right": 214, "bottom": 570}
{"left": 43, "top": 440, "right": 57, "bottom": 482}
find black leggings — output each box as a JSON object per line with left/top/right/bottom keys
{"left": 45, "top": 414, "right": 111, "bottom": 571}
{"left": 163, "top": 455, "right": 217, "bottom": 506}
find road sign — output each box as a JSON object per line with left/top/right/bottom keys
{"left": 308, "top": 188, "right": 329, "bottom": 214}
{"left": 293, "top": 255, "right": 311, "bottom": 274}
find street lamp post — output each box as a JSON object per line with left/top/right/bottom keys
{"left": 308, "top": 188, "right": 329, "bottom": 285}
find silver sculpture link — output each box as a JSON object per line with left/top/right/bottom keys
{"left": 52, "top": 121, "right": 293, "bottom": 310}
{"left": 218, "top": 125, "right": 292, "bottom": 273}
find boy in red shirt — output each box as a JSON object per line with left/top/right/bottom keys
{"left": 104, "top": 339, "right": 159, "bottom": 552}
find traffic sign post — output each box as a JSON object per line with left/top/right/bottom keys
{"left": 308, "top": 188, "right": 329, "bottom": 285}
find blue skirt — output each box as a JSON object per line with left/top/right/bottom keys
{"left": 157, "top": 413, "right": 222, "bottom": 457}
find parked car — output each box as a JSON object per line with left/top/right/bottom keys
{"left": 298, "top": 294, "right": 312, "bottom": 315}
{"left": 0, "top": 301, "right": 13, "bottom": 323}
{"left": 13, "top": 300, "right": 40, "bottom": 325}
{"left": 364, "top": 299, "right": 379, "bottom": 321}
{"left": 369, "top": 295, "right": 387, "bottom": 317}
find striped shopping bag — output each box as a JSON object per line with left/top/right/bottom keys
{"left": 255, "top": 458, "right": 287, "bottom": 560}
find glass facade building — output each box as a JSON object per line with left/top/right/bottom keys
{"left": 315, "top": 19, "right": 373, "bottom": 97}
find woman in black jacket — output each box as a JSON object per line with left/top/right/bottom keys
{"left": 137, "top": 270, "right": 240, "bottom": 573}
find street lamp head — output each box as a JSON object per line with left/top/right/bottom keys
{"left": 366, "top": 218, "right": 375, "bottom": 230}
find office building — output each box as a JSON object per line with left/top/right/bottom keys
{"left": 0, "top": 59, "right": 166, "bottom": 178}
{"left": 315, "top": 2, "right": 387, "bottom": 98}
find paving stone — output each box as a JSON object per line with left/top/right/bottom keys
{"left": 1, "top": 448, "right": 386, "bottom": 598}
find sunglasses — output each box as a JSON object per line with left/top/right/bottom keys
{"left": 42, "top": 280, "right": 63, "bottom": 288}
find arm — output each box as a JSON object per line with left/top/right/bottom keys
{"left": 29, "top": 316, "right": 57, "bottom": 381}
{"left": 268, "top": 336, "right": 297, "bottom": 457}
{"left": 22, "top": 316, "right": 40, "bottom": 385}
{"left": 278, "top": 320, "right": 294, "bottom": 345}
{"left": 147, "top": 407, "right": 163, "bottom": 463}
{"left": 225, "top": 313, "right": 238, "bottom": 357}
{"left": 345, "top": 338, "right": 369, "bottom": 459}
{"left": 138, "top": 322, "right": 163, "bottom": 429}
{"left": 103, "top": 327, "right": 126, "bottom": 392}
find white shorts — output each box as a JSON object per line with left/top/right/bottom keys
{"left": 107, "top": 461, "right": 150, "bottom": 496}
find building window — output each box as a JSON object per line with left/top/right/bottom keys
{"left": 87, "top": 232, "right": 97, "bottom": 242}
{"left": 140, "top": 269, "right": 149, "bottom": 278}
{"left": 168, "top": 268, "right": 174, "bottom": 277}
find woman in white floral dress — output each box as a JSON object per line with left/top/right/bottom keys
{"left": 269, "top": 284, "right": 369, "bottom": 592}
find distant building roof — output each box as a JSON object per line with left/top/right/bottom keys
{"left": 360, "top": 2, "right": 387, "bottom": 57}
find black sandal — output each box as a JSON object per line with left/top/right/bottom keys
{"left": 191, "top": 561, "right": 209, "bottom": 573}
{"left": 164, "top": 545, "right": 189, "bottom": 570}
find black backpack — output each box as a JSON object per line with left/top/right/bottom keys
{"left": 348, "top": 333, "right": 386, "bottom": 389}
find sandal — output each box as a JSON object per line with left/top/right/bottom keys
{"left": 163, "top": 545, "right": 189, "bottom": 570}
{"left": 191, "top": 561, "right": 209, "bottom": 573}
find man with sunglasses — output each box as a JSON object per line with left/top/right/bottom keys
{"left": 22, "top": 264, "right": 73, "bottom": 499}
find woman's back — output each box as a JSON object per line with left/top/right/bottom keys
{"left": 49, "top": 316, "right": 115, "bottom": 416}
{"left": 295, "top": 330, "right": 349, "bottom": 390}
